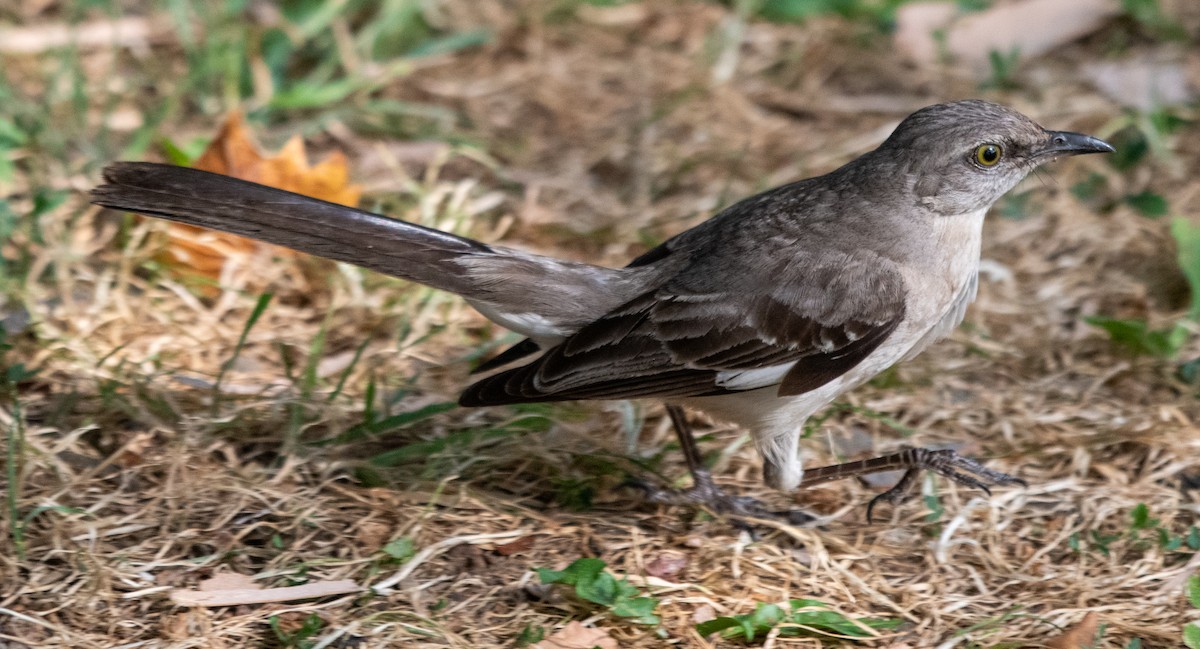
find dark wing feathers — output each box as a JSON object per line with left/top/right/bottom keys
{"left": 778, "top": 316, "right": 899, "bottom": 395}
{"left": 459, "top": 256, "right": 907, "bottom": 407}
{"left": 470, "top": 338, "right": 541, "bottom": 374}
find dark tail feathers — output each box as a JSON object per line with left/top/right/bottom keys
{"left": 92, "top": 162, "right": 494, "bottom": 296}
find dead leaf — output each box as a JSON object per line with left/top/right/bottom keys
{"left": 533, "top": 621, "right": 617, "bottom": 649}
{"left": 1043, "top": 612, "right": 1100, "bottom": 649}
{"left": 895, "top": 0, "right": 1120, "bottom": 76}
{"left": 1085, "top": 53, "right": 1196, "bottom": 111}
{"left": 198, "top": 572, "right": 260, "bottom": 592}
{"left": 494, "top": 535, "right": 535, "bottom": 556}
{"left": 644, "top": 551, "right": 688, "bottom": 579}
{"left": 158, "top": 110, "right": 361, "bottom": 281}
{"left": 354, "top": 521, "right": 391, "bottom": 553}
{"left": 693, "top": 604, "right": 717, "bottom": 625}
{"left": 170, "top": 578, "right": 360, "bottom": 607}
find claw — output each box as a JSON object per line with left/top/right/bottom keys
{"left": 867, "top": 449, "right": 1023, "bottom": 521}
{"left": 804, "top": 447, "right": 1024, "bottom": 522}
{"left": 631, "top": 472, "right": 815, "bottom": 525}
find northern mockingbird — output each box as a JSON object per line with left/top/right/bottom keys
{"left": 92, "top": 100, "right": 1113, "bottom": 521}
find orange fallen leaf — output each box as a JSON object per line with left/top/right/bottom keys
{"left": 158, "top": 110, "right": 361, "bottom": 281}
{"left": 533, "top": 621, "right": 617, "bottom": 649}
{"left": 1042, "top": 612, "right": 1100, "bottom": 649}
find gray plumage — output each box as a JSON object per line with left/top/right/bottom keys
{"left": 91, "top": 100, "right": 1113, "bottom": 498}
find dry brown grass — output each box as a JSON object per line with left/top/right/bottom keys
{"left": 3, "top": 2, "right": 1200, "bottom": 647}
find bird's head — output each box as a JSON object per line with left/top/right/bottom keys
{"left": 878, "top": 99, "right": 1113, "bottom": 215}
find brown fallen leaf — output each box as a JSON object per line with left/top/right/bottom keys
{"left": 1042, "top": 612, "right": 1100, "bottom": 649}
{"left": 354, "top": 521, "right": 391, "bottom": 553}
{"left": 534, "top": 621, "right": 618, "bottom": 649}
{"left": 494, "top": 535, "right": 535, "bottom": 556}
{"left": 158, "top": 110, "right": 361, "bottom": 282}
{"left": 644, "top": 551, "right": 688, "bottom": 580}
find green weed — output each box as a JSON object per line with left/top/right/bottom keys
{"left": 269, "top": 613, "right": 325, "bottom": 649}
{"left": 695, "top": 598, "right": 903, "bottom": 642}
{"left": 537, "top": 557, "right": 660, "bottom": 625}
{"left": 1185, "top": 574, "right": 1200, "bottom": 647}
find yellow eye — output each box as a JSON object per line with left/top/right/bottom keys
{"left": 975, "top": 143, "right": 1002, "bottom": 166}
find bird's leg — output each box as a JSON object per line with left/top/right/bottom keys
{"left": 632, "top": 406, "right": 813, "bottom": 524}
{"left": 798, "top": 447, "right": 1025, "bottom": 522}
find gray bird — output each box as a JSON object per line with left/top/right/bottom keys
{"left": 91, "top": 100, "right": 1113, "bottom": 521}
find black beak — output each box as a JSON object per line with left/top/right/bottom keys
{"left": 1040, "top": 130, "right": 1115, "bottom": 157}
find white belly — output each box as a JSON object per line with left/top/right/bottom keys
{"left": 679, "top": 208, "right": 988, "bottom": 491}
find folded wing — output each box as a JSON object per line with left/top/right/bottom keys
{"left": 459, "top": 252, "right": 907, "bottom": 405}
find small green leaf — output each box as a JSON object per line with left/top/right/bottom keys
{"left": 610, "top": 596, "right": 660, "bottom": 624}
{"left": 1085, "top": 317, "right": 1187, "bottom": 358}
{"left": 540, "top": 557, "right": 606, "bottom": 584}
{"left": 1171, "top": 218, "right": 1200, "bottom": 321}
{"left": 1125, "top": 191, "right": 1168, "bottom": 217}
{"left": 270, "top": 77, "right": 365, "bottom": 110}
{"left": 1185, "top": 622, "right": 1200, "bottom": 649}
{"left": 750, "top": 603, "right": 786, "bottom": 631}
{"left": 160, "top": 138, "right": 196, "bottom": 167}
{"left": 1188, "top": 575, "right": 1200, "bottom": 609}
{"left": 983, "top": 47, "right": 1021, "bottom": 90}
{"left": 383, "top": 537, "right": 416, "bottom": 562}
{"left": 514, "top": 624, "right": 544, "bottom": 647}
{"left": 924, "top": 493, "right": 945, "bottom": 523}
{"left": 576, "top": 570, "right": 620, "bottom": 606}
{"left": 30, "top": 188, "right": 68, "bottom": 220}
{"left": 1179, "top": 358, "right": 1200, "bottom": 385}
{"left": 1130, "top": 503, "right": 1154, "bottom": 530}
{"left": 1159, "top": 528, "right": 1182, "bottom": 551}
{"left": 1071, "top": 172, "right": 1109, "bottom": 202}
{"left": 758, "top": 0, "right": 838, "bottom": 22}
{"left": 5, "top": 363, "right": 37, "bottom": 385}
{"left": 698, "top": 602, "right": 784, "bottom": 641}
{"left": 694, "top": 616, "right": 742, "bottom": 639}
{"left": 537, "top": 558, "right": 659, "bottom": 624}
{"left": 0, "top": 117, "right": 28, "bottom": 148}
{"left": 535, "top": 567, "right": 565, "bottom": 583}
{"left": 695, "top": 600, "right": 899, "bottom": 641}
{"left": 1122, "top": 0, "right": 1189, "bottom": 37}
{"left": 1107, "top": 125, "right": 1149, "bottom": 171}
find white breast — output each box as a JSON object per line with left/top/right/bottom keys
{"left": 679, "top": 208, "right": 989, "bottom": 492}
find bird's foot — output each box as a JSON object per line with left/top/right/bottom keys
{"left": 859, "top": 448, "right": 1025, "bottom": 522}
{"left": 628, "top": 470, "right": 814, "bottom": 526}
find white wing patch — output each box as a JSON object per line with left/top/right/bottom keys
{"left": 468, "top": 301, "right": 570, "bottom": 345}
{"left": 714, "top": 362, "right": 797, "bottom": 391}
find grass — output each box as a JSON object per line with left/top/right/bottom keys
{"left": 3, "top": 0, "right": 1200, "bottom": 647}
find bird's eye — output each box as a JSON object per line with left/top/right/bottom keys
{"left": 974, "top": 143, "right": 1002, "bottom": 167}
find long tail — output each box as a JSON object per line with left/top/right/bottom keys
{"left": 91, "top": 162, "right": 495, "bottom": 296}
{"left": 91, "top": 162, "right": 642, "bottom": 342}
